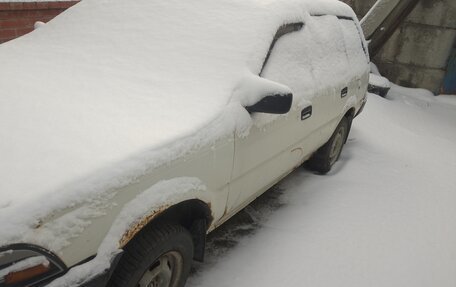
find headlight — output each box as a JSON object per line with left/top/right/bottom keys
{"left": 0, "top": 244, "right": 66, "bottom": 287}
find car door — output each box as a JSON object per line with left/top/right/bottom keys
{"left": 306, "top": 15, "right": 354, "bottom": 125}
{"left": 225, "top": 22, "right": 331, "bottom": 215}
{"left": 338, "top": 17, "right": 370, "bottom": 105}
{"left": 309, "top": 15, "right": 370, "bottom": 122}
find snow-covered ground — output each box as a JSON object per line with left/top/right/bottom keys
{"left": 188, "top": 87, "right": 456, "bottom": 287}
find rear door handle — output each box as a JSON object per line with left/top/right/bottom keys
{"left": 341, "top": 87, "right": 348, "bottom": 98}
{"left": 301, "top": 106, "right": 312, "bottom": 120}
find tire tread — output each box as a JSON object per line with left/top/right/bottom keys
{"left": 306, "top": 117, "right": 350, "bottom": 174}
{"left": 109, "top": 223, "right": 192, "bottom": 287}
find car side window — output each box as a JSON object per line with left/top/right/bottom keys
{"left": 262, "top": 16, "right": 356, "bottom": 100}
{"left": 305, "top": 15, "right": 351, "bottom": 86}
{"left": 339, "top": 19, "right": 369, "bottom": 72}
{"left": 261, "top": 23, "right": 317, "bottom": 103}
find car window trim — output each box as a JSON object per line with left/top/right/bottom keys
{"left": 260, "top": 22, "right": 304, "bottom": 76}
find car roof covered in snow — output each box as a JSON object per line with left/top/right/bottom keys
{"left": 0, "top": 0, "right": 354, "bottom": 245}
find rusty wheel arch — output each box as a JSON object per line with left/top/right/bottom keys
{"left": 119, "top": 199, "right": 213, "bottom": 262}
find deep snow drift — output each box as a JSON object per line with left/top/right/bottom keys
{"left": 187, "top": 87, "right": 456, "bottom": 287}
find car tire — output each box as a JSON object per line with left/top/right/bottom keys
{"left": 109, "top": 223, "right": 194, "bottom": 287}
{"left": 306, "top": 117, "right": 350, "bottom": 174}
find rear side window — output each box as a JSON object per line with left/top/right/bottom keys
{"left": 305, "top": 15, "right": 351, "bottom": 86}
{"left": 261, "top": 15, "right": 369, "bottom": 102}
{"left": 339, "top": 19, "right": 369, "bottom": 67}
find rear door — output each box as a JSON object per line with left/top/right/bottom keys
{"left": 338, "top": 17, "right": 370, "bottom": 105}
{"left": 307, "top": 15, "right": 352, "bottom": 126}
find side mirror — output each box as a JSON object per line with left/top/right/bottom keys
{"left": 233, "top": 73, "right": 293, "bottom": 115}
{"left": 245, "top": 93, "right": 292, "bottom": 114}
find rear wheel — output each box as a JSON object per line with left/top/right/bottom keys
{"left": 306, "top": 117, "right": 350, "bottom": 174}
{"left": 109, "top": 223, "right": 193, "bottom": 287}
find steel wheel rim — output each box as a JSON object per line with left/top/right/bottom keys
{"left": 329, "top": 126, "right": 346, "bottom": 166}
{"left": 138, "top": 251, "right": 184, "bottom": 287}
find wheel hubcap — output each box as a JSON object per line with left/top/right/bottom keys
{"left": 138, "top": 251, "right": 183, "bottom": 287}
{"left": 329, "top": 126, "right": 346, "bottom": 166}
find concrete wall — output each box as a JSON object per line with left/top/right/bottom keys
{"left": 342, "top": 0, "right": 456, "bottom": 94}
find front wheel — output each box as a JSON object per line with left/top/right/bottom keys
{"left": 109, "top": 223, "right": 194, "bottom": 287}
{"left": 306, "top": 117, "right": 350, "bottom": 174}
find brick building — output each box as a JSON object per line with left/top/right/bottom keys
{"left": 0, "top": 1, "right": 78, "bottom": 44}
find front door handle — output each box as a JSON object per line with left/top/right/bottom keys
{"left": 301, "top": 106, "right": 312, "bottom": 120}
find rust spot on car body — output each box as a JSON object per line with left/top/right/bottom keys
{"left": 119, "top": 205, "right": 169, "bottom": 248}
{"left": 34, "top": 220, "right": 43, "bottom": 229}
{"left": 206, "top": 202, "right": 215, "bottom": 229}
{"left": 118, "top": 199, "right": 214, "bottom": 247}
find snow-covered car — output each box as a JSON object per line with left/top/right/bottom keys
{"left": 0, "top": 0, "right": 369, "bottom": 286}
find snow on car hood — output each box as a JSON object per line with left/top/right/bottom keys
{"left": 0, "top": 0, "right": 354, "bottom": 245}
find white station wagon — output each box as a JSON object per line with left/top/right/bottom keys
{"left": 0, "top": 0, "right": 369, "bottom": 286}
